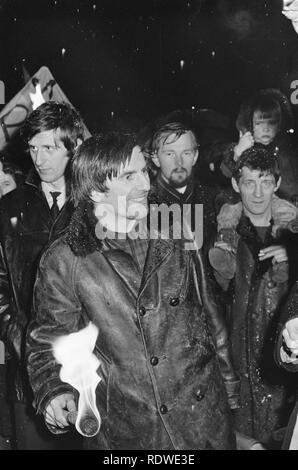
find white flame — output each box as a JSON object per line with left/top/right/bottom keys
{"left": 53, "top": 322, "right": 101, "bottom": 437}
{"left": 29, "top": 83, "right": 45, "bottom": 110}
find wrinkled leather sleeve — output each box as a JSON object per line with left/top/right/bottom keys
{"left": 26, "top": 241, "right": 81, "bottom": 417}
{"left": 275, "top": 280, "right": 298, "bottom": 373}
{"left": 0, "top": 241, "right": 24, "bottom": 360}
{"left": 192, "top": 250, "right": 240, "bottom": 409}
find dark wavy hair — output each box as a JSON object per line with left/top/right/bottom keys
{"left": 149, "top": 121, "right": 199, "bottom": 155}
{"left": 71, "top": 132, "right": 140, "bottom": 206}
{"left": 236, "top": 88, "right": 294, "bottom": 135}
{"left": 233, "top": 146, "right": 280, "bottom": 184}
{"left": 21, "top": 101, "right": 85, "bottom": 158}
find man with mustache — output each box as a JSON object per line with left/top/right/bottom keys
{"left": 148, "top": 122, "right": 216, "bottom": 251}
{"left": 27, "top": 132, "right": 239, "bottom": 450}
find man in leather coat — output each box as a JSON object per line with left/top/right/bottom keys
{"left": 27, "top": 132, "right": 239, "bottom": 450}
{"left": 209, "top": 148, "right": 296, "bottom": 449}
{"left": 0, "top": 101, "right": 85, "bottom": 449}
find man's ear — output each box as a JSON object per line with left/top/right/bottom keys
{"left": 74, "top": 138, "right": 83, "bottom": 151}
{"left": 274, "top": 176, "right": 281, "bottom": 193}
{"left": 151, "top": 152, "right": 161, "bottom": 168}
{"left": 90, "top": 190, "right": 105, "bottom": 203}
{"left": 231, "top": 177, "right": 240, "bottom": 194}
{"left": 192, "top": 149, "right": 199, "bottom": 167}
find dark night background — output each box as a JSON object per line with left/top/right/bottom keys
{"left": 1, "top": 0, "right": 298, "bottom": 140}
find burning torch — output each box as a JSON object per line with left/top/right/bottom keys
{"left": 53, "top": 322, "right": 101, "bottom": 437}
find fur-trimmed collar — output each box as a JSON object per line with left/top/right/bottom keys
{"left": 65, "top": 202, "right": 100, "bottom": 256}
{"left": 65, "top": 202, "right": 180, "bottom": 258}
{"left": 217, "top": 198, "right": 297, "bottom": 236}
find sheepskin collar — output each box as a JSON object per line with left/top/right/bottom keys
{"left": 65, "top": 202, "right": 100, "bottom": 256}
{"left": 65, "top": 201, "right": 180, "bottom": 258}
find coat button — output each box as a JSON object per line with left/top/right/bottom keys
{"left": 169, "top": 297, "right": 180, "bottom": 306}
{"left": 160, "top": 405, "right": 168, "bottom": 414}
{"left": 150, "top": 356, "right": 159, "bottom": 366}
{"left": 139, "top": 306, "right": 146, "bottom": 316}
{"left": 267, "top": 281, "right": 275, "bottom": 289}
{"left": 195, "top": 389, "right": 205, "bottom": 401}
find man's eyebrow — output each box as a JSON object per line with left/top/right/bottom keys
{"left": 118, "top": 170, "right": 136, "bottom": 179}
{"left": 28, "top": 142, "right": 56, "bottom": 147}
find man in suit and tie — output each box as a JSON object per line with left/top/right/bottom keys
{"left": 0, "top": 101, "right": 85, "bottom": 449}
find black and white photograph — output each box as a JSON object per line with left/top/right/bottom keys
{"left": 1, "top": 0, "right": 298, "bottom": 454}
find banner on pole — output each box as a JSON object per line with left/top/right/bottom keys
{"left": 0, "top": 65, "right": 90, "bottom": 152}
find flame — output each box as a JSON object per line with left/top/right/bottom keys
{"left": 53, "top": 322, "right": 101, "bottom": 437}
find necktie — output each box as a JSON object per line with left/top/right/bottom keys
{"left": 50, "top": 191, "right": 61, "bottom": 220}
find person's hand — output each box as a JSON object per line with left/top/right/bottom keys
{"left": 45, "top": 393, "right": 76, "bottom": 429}
{"left": 282, "top": 1, "right": 298, "bottom": 33}
{"left": 283, "top": 318, "right": 298, "bottom": 352}
{"left": 258, "top": 245, "right": 288, "bottom": 264}
{"left": 281, "top": 318, "right": 298, "bottom": 363}
{"left": 280, "top": 346, "right": 298, "bottom": 363}
{"left": 234, "top": 131, "right": 254, "bottom": 161}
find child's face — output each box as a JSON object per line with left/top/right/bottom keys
{"left": 252, "top": 110, "right": 280, "bottom": 145}
{"left": 0, "top": 171, "right": 16, "bottom": 198}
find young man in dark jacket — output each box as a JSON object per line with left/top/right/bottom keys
{"left": 148, "top": 121, "right": 217, "bottom": 251}
{"left": 0, "top": 101, "right": 85, "bottom": 449}
{"left": 26, "top": 132, "right": 239, "bottom": 450}
{"left": 209, "top": 148, "right": 296, "bottom": 449}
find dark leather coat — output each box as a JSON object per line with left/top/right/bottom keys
{"left": 275, "top": 281, "right": 298, "bottom": 449}
{"left": 27, "top": 204, "right": 238, "bottom": 450}
{"left": 229, "top": 215, "right": 295, "bottom": 446}
{"left": 0, "top": 169, "right": 74, "bottom": 401}
{"left": 149, "top": 173, "right": 217, "bottom": 251}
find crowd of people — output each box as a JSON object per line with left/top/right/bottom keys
{"left": 0, "top": 85, "right": 298, "bottom": 451}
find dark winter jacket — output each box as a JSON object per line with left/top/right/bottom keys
{"left": 27, "top": 203, "right": 238, "bottom": 450}
{"left": 149, "top": 173, "right": 217, "bottom": 252}
{"left": 275, "top": 281, "right": 298, "bottom": 449}
{"left": 0, "top": 169, "right": 74, "bottom": 401}
{"left": 227, "top": 215, "right": 295, "bottom": 447}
